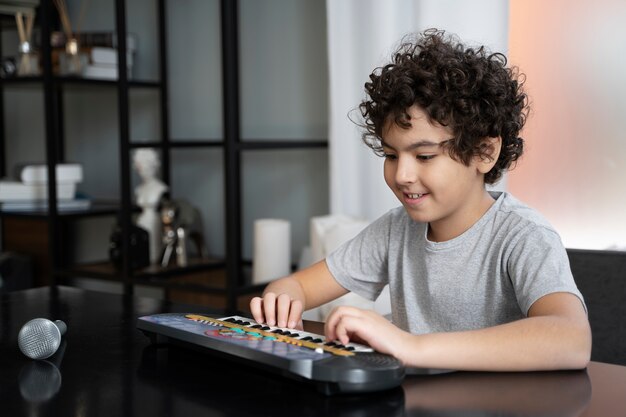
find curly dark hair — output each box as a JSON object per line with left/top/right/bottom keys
{"left": 358, "top": 29, "right": 528, "bottom": 184}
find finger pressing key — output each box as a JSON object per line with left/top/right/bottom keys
{"left": 276, "top": 293, "right": 292, "bottom": 328}
{"left": 263, "top": 292, "right": 278, "bottom": 326}
{"left": 287, "top": 299, "right": 303, "bottom": 329}
{"left": 249, "top": 296, "right": 265, "bottom": 324}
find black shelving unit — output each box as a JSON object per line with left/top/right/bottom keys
{"left": 0, "top": 0, "right": 327, "bottom": 312}
{"left": 0, "top": 0, "right": 189, "bottom": 294}
{"left": 52, "top": 0, "right": 227, "bottom": 295}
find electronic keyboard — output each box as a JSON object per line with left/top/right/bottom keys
{"left": 137, "top": 313, "right": 405, "bottom": 395}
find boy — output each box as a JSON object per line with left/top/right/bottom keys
{"left": 250, "top": 29, "right": 590, "bottom": 371}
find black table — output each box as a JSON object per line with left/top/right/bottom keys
{"left": 1, "top": 286, "right": 624, "bottom": 416}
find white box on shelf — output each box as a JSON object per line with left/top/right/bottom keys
{"left": 90, "top": 47, "right": 134, "bottom": 66}
{"left": 82, "top": 64, "right": 133, "bottom": 80}
{"left": 17, "top": 163, "right": 83, "bottom": 184}
{"left": 0, "top": 181, "right": 76, "bottom": 201}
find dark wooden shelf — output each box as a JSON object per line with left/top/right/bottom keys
{"left": 61, "top": 77, "right": 162, "bottom": 88}
{"left": 136, "top": 257, "right": 228, "bottom": 279}
{"left": 61, "top": 257, "right": 227, "bottom": 282}
{"left": 0, "top": 75, "right": 42, "bottom": 84}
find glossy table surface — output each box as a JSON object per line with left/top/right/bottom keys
{"left": 1, "top": 286, "right": 624, "bottom": 416}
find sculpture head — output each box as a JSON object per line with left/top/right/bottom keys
{"left": 133, "top": 148, "right": 160, "bottom": 181}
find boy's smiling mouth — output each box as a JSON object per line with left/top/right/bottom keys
{"left": 403, "top": 192, "right": 429, "bottom": 204}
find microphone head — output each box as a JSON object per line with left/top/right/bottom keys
{"left": 18, "top": 318, "right": 63, "bottom": 360}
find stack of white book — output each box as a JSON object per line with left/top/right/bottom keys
{"left": 0, "top": 163, "right": 90, "bottom": 211}
{"left": 83, "top": 36, "right": 136, "bottom": 80}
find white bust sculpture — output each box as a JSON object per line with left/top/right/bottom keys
{"left": 133, "top": 148, "right": 168, "bottom": 263}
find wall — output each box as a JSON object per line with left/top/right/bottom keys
{"left": 508, "top": 0, "right": 626, "bottom": 250}
{"left": 238, "top": 0, "right": 329, "bottom": 262}
{"left": 2, "top": 0, "right": 329, "bottom": 282}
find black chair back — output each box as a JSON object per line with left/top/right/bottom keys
{"left": 567, "top": 248, "right": 626, "bottom": 366}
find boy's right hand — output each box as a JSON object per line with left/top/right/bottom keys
{"left": 249, "top": 292, "right": 304, "bottom": 330}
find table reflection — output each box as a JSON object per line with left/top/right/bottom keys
{"left": 404, "top": 368, "right": 591, "bottom": 416}
{"left": 18, "top": 341, "right": 66, "bottom": 403}
{"left": 137, "top": 344, "right": 406, "bottom": 417}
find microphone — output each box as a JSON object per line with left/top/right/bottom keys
{"left": 18, "top": 318, "right": 67, "bottom": 360}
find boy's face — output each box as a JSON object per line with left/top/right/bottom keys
{"left": 381, "top": 105, "right": 495, "bottom": 242}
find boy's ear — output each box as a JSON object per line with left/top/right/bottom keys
{"left": 476, "top": 136, "right": 502, "bottom": 174}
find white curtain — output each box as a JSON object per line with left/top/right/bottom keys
{"left": 326, "top": 0, "right": 510, "bottom": 220}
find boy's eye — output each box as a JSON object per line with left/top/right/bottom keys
{"left": 383, "top": 153, "right": 397, "bottom": 160}
{"left": 417, "top": 155, "right": 435, "bottom": 161}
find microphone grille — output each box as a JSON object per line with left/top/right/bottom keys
{"left": 18, "top": 318, "right": 62, "bottom": 360}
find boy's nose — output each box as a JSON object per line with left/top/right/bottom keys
{"left": 395, "top": 158, "right": 417, "bottom": 185}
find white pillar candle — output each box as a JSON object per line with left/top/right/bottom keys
{"left": 253, "top": 219, "right": 291, "bottom": 284}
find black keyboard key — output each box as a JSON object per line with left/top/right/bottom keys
{"left": 300, "top": 336, "right": 313, "bottom": 341}
{"left": 311, "top": 338, "right": 323, "bottom": 343}
{"left": 261, "top": 326, "right": 270, "bottom": 330}
{"left": 249, "top": 324, "right": 262, "bottom": 329}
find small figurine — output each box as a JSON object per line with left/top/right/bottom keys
{"left": 160, "top": 200, "right": 181, "bottom": 267}
{"left": 133, "top": 148, "right": 168, "bottom": 263}
{"left": 160, "top": 198, "right": 209, "bottom": 267}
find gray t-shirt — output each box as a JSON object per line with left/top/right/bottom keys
{"left": 326, "top": 192, "right": 584, "bottom": 335}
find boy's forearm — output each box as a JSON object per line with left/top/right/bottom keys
{"left": 398, "top": 315, "right": 591, "bottom": 371}
{"left": 262, "top": 261, "right": 348, "bottom": 311}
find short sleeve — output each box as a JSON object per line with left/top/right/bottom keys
{"left": 325, "top": 211, "right": 394, "bottom": 301}
{"left": 507, "top": 225, "right": 586, "bottom": 315}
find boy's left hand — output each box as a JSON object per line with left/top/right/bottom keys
{"left": 324, "top": 306, "right": 408, "bottom": 360}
